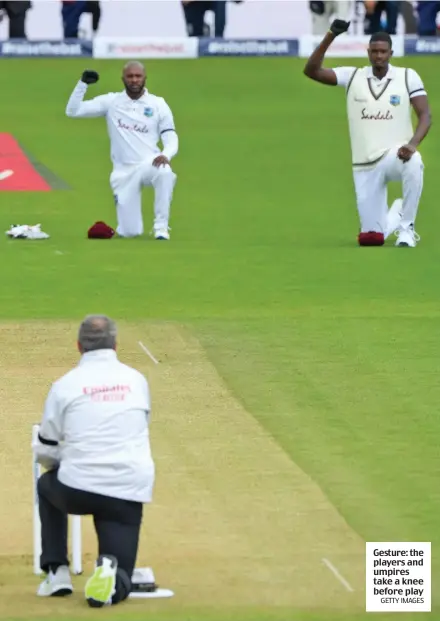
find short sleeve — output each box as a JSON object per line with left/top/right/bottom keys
{"left": 39, "top": 383, "right": 63, "bottom": 443}
{"left": 406, "top": 68, "right": 427, "bottom": 99}
{"left": 158, "top": 98, "right": 176, "bottom": 135}
{"left": 333, "top": 67, "right": 357, "bottom": 88}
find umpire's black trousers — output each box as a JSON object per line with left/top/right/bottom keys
{"left": 38, "top": 470, "right": 143, "bottom": 604}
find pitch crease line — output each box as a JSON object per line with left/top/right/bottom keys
{"left": 138, "top": 340, "right": 159, "bottom": 365}
{"left": 322, "top": 557, "right": 354, "bottom": 592}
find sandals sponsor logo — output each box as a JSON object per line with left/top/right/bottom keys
{"left": 361, "top": 109, "right": 393, "bottom": 120}
{"left": 117, "top": 119, "right": 149, "bottom": 134}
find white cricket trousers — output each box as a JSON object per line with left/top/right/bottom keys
{"left": 311, "top": 1, "right": 353, "bottom": 35}
{"left": 353, "top": 147, "right": 424, "bottom": 235}
{"left": 110, "top": 161, "right": 177, "bottom": 238}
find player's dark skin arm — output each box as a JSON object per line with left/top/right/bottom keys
{"left": 397, "top": 96, "right": 432, "bottom": 162}
{"left": 303, "top": 21, "right": 350, "bottom": 84}
{"left": 303, "top": 32, "right": 338, "bottom": 84}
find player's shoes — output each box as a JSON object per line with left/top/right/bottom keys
{"left": 385, "top": 199, "right": 403, "bottom": 239}
{"left": 395, "top": 224, "right": 420, "bottom": 248}
{"left": 154, "top": 228, "right": 170, "bottom": 241}
{"left": 85, "top": 555, "right": 117, "bottom": 608}
{"left": 37, "top": 566, "right": 73, "bottom": 597}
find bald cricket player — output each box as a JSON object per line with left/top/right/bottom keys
{"left": 66, "top": 61, "right": 178, "bottom": 240}
{"left": 304, "top": 23, "right": 432, "bottom": 248}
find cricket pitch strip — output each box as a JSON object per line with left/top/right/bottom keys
{"left": 0, "top": 321, "right": 365, "bottom": 617}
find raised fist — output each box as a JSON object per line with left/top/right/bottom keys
{"left": 330, "top": 19, "right": 350, "bottom": 36}
{"left": 81, "top": 70, "right": 99, "bottom": 85}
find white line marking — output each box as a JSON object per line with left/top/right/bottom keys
{"left": 322, "top": 558, "right": 354, "bottom": 593}
{"left": 138, "top": 341, "right": 159, "bottom": 365}
{"left": 0, "top": 169, "right": 13, "bottom": 181}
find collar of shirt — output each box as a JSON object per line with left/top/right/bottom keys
{"left": 122, "top": 89, "right": 149, "bottom": 102}
{"left": 79, "top": 349, "right": 118, "bottom": 365}
{"left": 367, "top": 64, "right": 396, "bottom": 82}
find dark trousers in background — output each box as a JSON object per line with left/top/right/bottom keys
{"left": 417, "top": 0, "right": 440, "bottom": 36}
{"left": 182, "top": 0, "right": 226, "bottom": 37}
{"left": 364, "top": 1, "right": 401, "bottom": 34}
{"left": 38, "top": 469, "right": 143, "bottom": 604}
{"left": 62, "top": 0, "right": 101, "bottom": 38}
{"left": 0, "top": 1, "right": 31, "bottom": 38}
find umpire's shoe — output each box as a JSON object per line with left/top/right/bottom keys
{"left": 37, "top": 565, "right": 73, "bottom": 597}
{"left": 85, "top": 555, "right": 117, "bottom": 607}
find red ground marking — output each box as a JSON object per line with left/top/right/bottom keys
{"left": 0, "top": 133, "right": 51, "bottom": 191}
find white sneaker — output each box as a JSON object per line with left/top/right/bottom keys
{"left": 37, "top": 565, "right": 73, "bottom": 597}
{"left": 154, "top": 229, "right": 170, "bottom": 241}
{"left": 385, "top": 198, "right": 403, "bottom": 239}
{"left": 395, "top": 224, "right": 420, "bottom": 248}
{"left": 131, "top": 567, "right": 157, "bottom": 593}
{"left": 85, "top": 555, "right": 117, "bottom": 608}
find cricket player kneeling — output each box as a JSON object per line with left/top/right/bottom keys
{"left": 66, "top": 62, "right": 178, "bottom": 241}
{"left": 33, "top": 315, "right": 155, "bottom": 607}
{"left": 304, "top": 25, "right": 432, "bottom": 248}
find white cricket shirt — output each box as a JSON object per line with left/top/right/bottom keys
{"left": 66, "top": 81, "right": 178, "bottom": 168}
{"left": 33, "top": 349, "right": 155, "bottom": 503}
{"left": 333, "top": 65, "right": 427, "bottom": 167}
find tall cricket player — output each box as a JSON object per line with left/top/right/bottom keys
{"left": 304, "top": 23, "right": 432, "bottom": 247}
{"left": 66, "top": 61, "right": 178, "bottom": 241}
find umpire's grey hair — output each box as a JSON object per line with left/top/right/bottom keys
{"left": 78, "top": 315, "right": 117, "bottom": 352}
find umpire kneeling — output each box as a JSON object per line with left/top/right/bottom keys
{"left": 33, "top": 314, "right": 154, "bottom": 607}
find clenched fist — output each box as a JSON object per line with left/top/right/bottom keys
{"left": 330, "top": 19, "right": 350, "bottom": 36}
{"left": 81, "top": 70, "right": 99, "bottom": 85}
{"left": 397, "top": 144, "right": 416, "bottom": 162}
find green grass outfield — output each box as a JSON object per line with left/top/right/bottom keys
{"left": 0, "top": 56, "right": 439, "bottom": 621}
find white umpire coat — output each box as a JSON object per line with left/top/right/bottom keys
{"left": 33, "top": 349, "right": 155, "bottom": 503}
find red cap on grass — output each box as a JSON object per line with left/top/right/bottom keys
{"left": 87, "top": 221, "right": 115, "bottom": 239}
{"left": 358, "top": 232, "right": 385, "bottom": 247}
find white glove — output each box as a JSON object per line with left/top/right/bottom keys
{"left": 6, "top": 224, "right": 50, "bottom": 239}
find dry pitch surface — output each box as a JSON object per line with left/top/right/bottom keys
{"left": 0, "top": 322, "right": 365, "bottom": 617}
